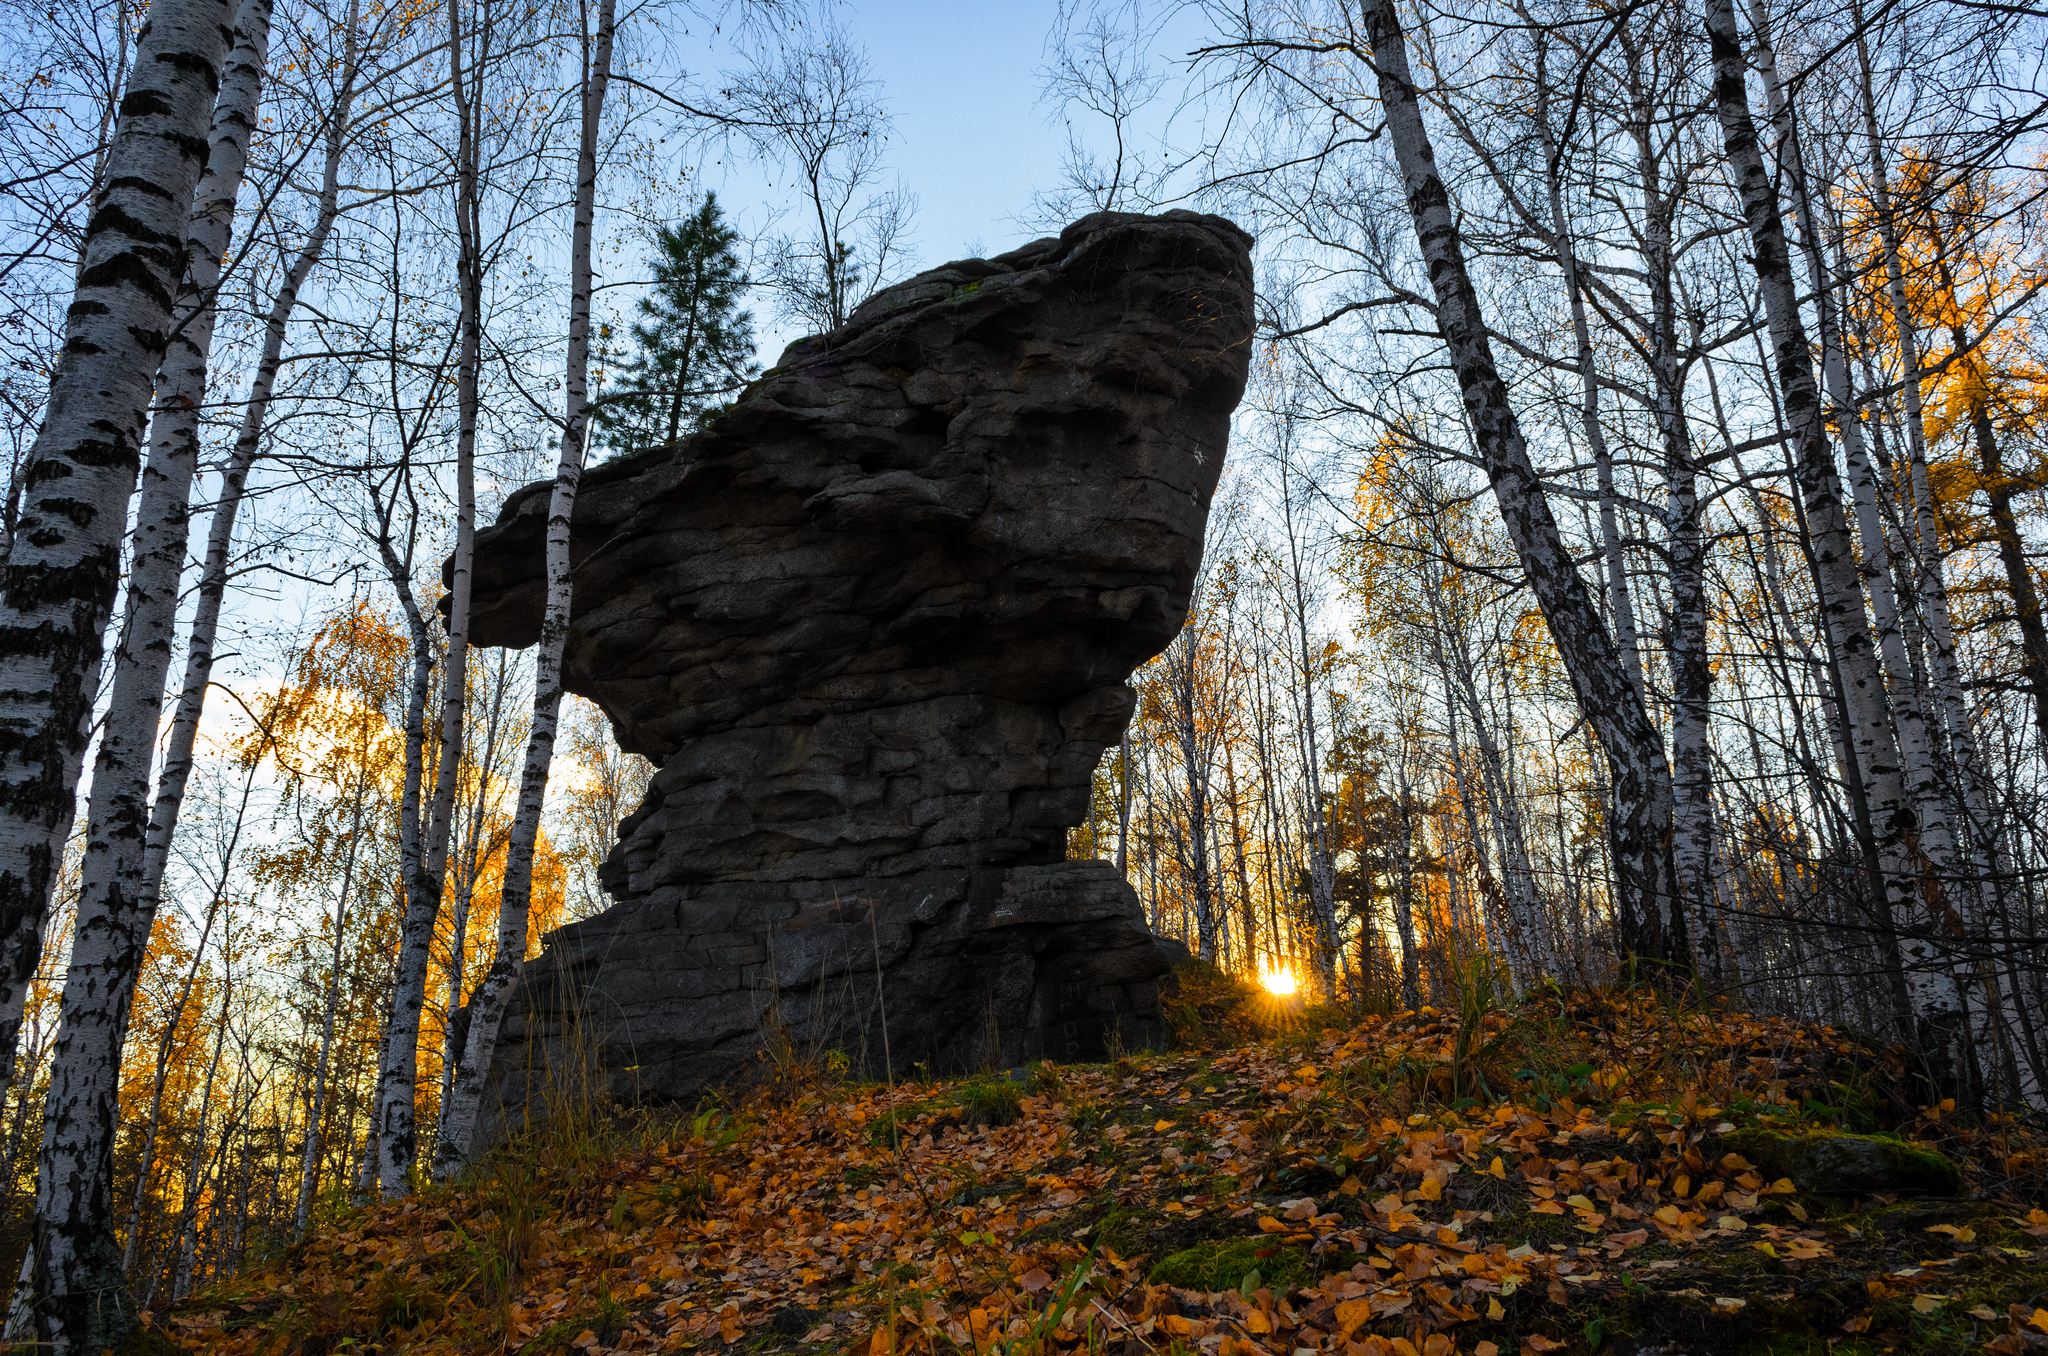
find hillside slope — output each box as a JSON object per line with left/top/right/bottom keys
{"left": 169, "top": 988, "right": 2048, "bottom": 1355}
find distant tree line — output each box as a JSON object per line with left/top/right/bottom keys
{"left": 1050, "top": 0, "right": 2048, "bottom": 1116}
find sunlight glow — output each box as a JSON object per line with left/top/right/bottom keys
{"left": 1258, "top": 965, "right": 1299, "bottom": 998}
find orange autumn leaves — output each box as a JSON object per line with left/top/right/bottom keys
{"left": 167, "top": 993, "right": 2048, "bottom": 1354}
{"left": 1846, "top": 155, "right": 2048, "bottom": 452}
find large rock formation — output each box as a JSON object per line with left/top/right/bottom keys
{"left": 469, "top": 210, "right": 1253, "bottom": 1117}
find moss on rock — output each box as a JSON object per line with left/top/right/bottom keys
{"left": 1720, "top": 1127, "right": 1961, "bottom": 1196}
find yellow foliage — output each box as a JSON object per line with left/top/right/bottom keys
{"left": 1848, "top": 155, "right": 2048, "bottom": 454}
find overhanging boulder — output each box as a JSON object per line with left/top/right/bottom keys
{"left": 467, "top": 210, "right": 1254, "bottom": 1121}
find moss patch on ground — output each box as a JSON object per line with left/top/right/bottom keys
{"left": 1147, "top": 1236, "right": 1316, "bottom": 1292}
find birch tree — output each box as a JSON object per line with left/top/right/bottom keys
{"left": 0, "top": 0, "right": 238, "bottom": 1120}
{"left": 1349, "top": 0, "right": 1691, "bottom": 971}
{"left": 368, "top": 0, "right": 483, "bottom": 1195}
{"left": 29, "top": 0, "right": 270, "bottom": 1340}
{"left": 1701, "top": 0, "right": 1969, "bottom": 1078}
{"left": 139, "top": 0, "right": 372, "bottom": 924}
{"left": 437, "top": 0, "right": 618, "bottom": 1178}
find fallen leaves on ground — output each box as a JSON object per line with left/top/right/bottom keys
{"left": 166, "top": 991, "right": 2048, "bottom": 1354}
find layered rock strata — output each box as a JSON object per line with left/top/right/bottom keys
{"left": 468, "top": 210, "right": 1254, "bottom": 1117}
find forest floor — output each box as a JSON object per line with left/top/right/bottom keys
{"left": 165, "top": 978, "right": 2048, "bottom": 1355}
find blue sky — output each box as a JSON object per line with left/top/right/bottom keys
{"left": 855, "top": 2, "right": 1074, "bottom": 260}
{"left": 841, "top": 0, "right": 1215, "bottom": 262}
{"left": 678, "top": 0, "right": 1185, "bottom": 342}
{"left": 642, "top": 1, "right": 1093, "bottom": 362}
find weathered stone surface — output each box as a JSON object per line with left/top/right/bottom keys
{"left": 469, "top": 210, "right": 1254, "bottom": 1119}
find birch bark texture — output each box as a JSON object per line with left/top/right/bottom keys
{"left": 0, "top": 0, "right": 240, "bottom": 1115}
{"left": 1357, "top": 0, "right": 1688, "bottom": 971}
{"left": 1701, "top": 0, "right": 1970, "bottom": 1077}
{"left": 138, "top": 0, "right": 364, "bottom": 924}
{"left": 31, "top": 0, "right": 270, "bottom": 1344}
{"left": 1848, "top": 16, "right": 2003, "bottom": 878}
{"left": 436, "top": 0, "right": 617, "bottom": 1179}
{"left": 371, "top": 0, "right": 481, "bottom": 1196}
{"left": 1524, "top": 27, "right": 1646, "bottom": 716}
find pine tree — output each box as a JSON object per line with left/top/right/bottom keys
{"left": 598, "top": 194, "right": 755, "bottom": 453}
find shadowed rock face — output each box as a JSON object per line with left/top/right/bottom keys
{"left": 469, "top": 210, "right": 1253, "bottom": 1116}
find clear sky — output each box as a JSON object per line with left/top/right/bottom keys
{"left": 683, "top": 0, "right": 1144, "bottom": 355}
{"left": 853, "top": 2, "right": 1075, "bottom": 261}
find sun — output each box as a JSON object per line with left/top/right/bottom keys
{"left": 1258, "top": 965, "right": 1299, "bottom": 998}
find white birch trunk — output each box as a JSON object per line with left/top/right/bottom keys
{"left": 357, "top": 581, "right": 429, "bottom": 1197}
{"left": 31, "top": 0, "right": 271, "bottom": 1342}
{"left": 136, "top": 0, "right": 361, "bottom": 920}
{"left": 1625, "top": 98, "right": 1721, "bottom": 984}
{"left": 1360, "top": 0, "right": 1685, "bottom": 970}
{"left": 1702, "top": 0, "right": 1969, "bottom": 1075}
{"left": 1757, "top": 9, "right": 2007, "bottom": 1086}
{"left": 1849, "top": 21, "right": 1982, "bottom": 819}
{"left": 1846, "top": 21, "right": 2040, "bottom": 1104}
{"left": 436, "top": 0, "right": 615, "bottom": 1177}
{"left": 1526, "top": 31, "right": 1647, "bottom": 713}
{"left": 1753, "top": 11, "right": 1966, "bottom": 901}
{"left": 0, "top": 0, "right": 238, "bottom": 1122}
{"left": 373, "top": 0, "right": 482, "bottom": 1194}
{"left": 434, "top": 653, "right": 512, "bottom": 1126}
